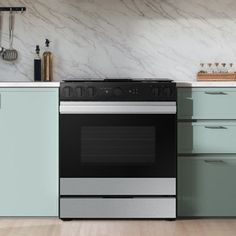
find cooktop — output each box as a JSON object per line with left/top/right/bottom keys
{"left": 63, "top": 78, "right": 173, "bottom": 83}
{"left": 60, "top": 78, "right": 176, "bottom": 101}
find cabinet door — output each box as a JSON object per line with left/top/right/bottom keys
{"left": 178, "top": 155, "right": 236, "bottom": 217}
{"left": 0, "top": 88, "right": 58, "bottom": 216}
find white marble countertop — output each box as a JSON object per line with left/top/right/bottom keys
{"left": 176, "top": 81, "right": 236, "bottom": 87}
{"left": 0, "top": 82, "right": 60, "bottom": 88}
{"left": 1, "top": 81, "right": 236, "bottom": 88}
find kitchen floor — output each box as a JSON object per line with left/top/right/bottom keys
{"left": 0, "top": 218, "right": 236, "bottom": 236}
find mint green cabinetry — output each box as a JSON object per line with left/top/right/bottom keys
{"left": 177, "top": 87, "right": 236, "bottom": 217}
{"left": 178, "top": 155, "right": 236, "bottom": 217}
{"left": 0, "top": 88, "right": 58, "bottom": 216}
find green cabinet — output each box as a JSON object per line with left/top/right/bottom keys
{"left": 177, "top": 87, "right": 236, "bottom": 217}
{"left": 0, "top": 88, "right": 58, "bottom": 216}
{"left": 178, "top": 155, "right": 236, "bottom": 217}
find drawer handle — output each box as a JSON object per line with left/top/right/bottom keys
{"left": 204, "top": 160, "right": 226, "bottom": 165}
{"left": 205, "top": 126, "right": 227, "bottom": 129}
{"left": 205, "top": 91, "right": 227, "bottom": 95}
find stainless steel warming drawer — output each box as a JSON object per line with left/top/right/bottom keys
{"left": 60, "top": 198, "right": 176, "bottom": 218}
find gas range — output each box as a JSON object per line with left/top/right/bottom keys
{"left": 59, "top": 78, "right": 177, "bottom": 220}
{"left": 60, "top": 78, "right": 176, "bottom": 101}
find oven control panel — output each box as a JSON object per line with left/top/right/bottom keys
{"left": 60, "top": 81, "right": 176, "bottom": 101}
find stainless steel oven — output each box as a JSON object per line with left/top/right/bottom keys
{"left": 59, "top": 79, "right": 177, "bottom": 219}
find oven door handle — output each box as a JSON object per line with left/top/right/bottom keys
{"left": 60, "top": 102, "right": 176, "bottom": 114}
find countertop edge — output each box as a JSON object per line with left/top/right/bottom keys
{"left": 0, "top": 82, "right": 60, "bottom": 88}
{"left": 1, "top": 81, "right": 236, "bottom": 88}
{"left": 176, "top": 81, "right": 236, "bottom": 88}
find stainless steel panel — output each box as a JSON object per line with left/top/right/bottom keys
{"left": 60, "top": 178, "right": 176, "bottom": 195}
{"left": 60, "top": 102, "right": 176, "bottom": 114}
{"left": 60, "top": 198, "right": 176, "bottom": 218}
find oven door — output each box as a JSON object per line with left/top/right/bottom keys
{"left": 60, "top": 101, "right": 176, "bottom": 179}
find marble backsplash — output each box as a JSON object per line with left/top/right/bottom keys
{"left": 0, "top": 0, "right": 236, "bottom": 81}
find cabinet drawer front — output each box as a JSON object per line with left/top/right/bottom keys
{"left": 178, "top": 122, "right": 236, "bottom": 154}
{"left": 178, "top": 155, "right": 236, "bottom": 217}
{"left": 178, "top": 88, "right": 236, "bottom": 119}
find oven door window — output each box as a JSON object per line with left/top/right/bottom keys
{"left": 81, "top": 126, "right": 155, "bottom": 164}
{"left": 60, "top": 115, "right": 176, "bottom": 177}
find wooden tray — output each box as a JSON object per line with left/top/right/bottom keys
{"left": 197, "top": 73, "right": 236, "bottom": 81}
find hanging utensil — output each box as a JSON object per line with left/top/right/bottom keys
{"left": 0, "top": 12, "right": 4, "bottom": 55}
{"left": 2, "top": 9, "right": 18, "bottom": 61}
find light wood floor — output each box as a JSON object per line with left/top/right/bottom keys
{"left": 0, "top": 218, "right": 236, "bottom": 236}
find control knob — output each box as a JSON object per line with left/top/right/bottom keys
{"left": 63, "top": 86, "right": 73, "bottom": 97}
{"left": 87, "top": 87, "right": 96, "bottom": 97}
{"left": 163, "top": 87, "right": 172, "bottom": 97}
{"left": 75, "top": 86, "right": 84, "bottom": 97}
{"left": 152, "top": 87, "right": 159, "bottom": 96}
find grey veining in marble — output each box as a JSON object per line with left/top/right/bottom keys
{"left": 0, "top": 0, "right": 236, "bottom": 81}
